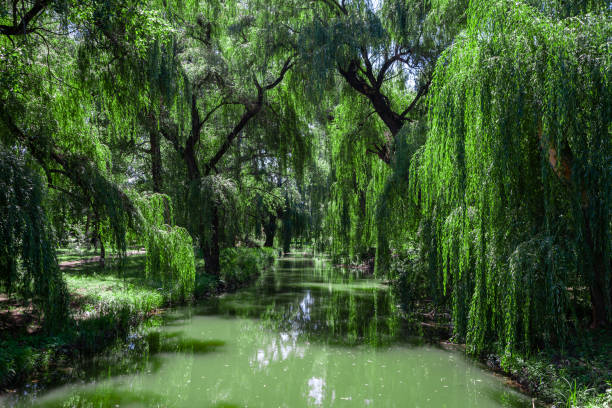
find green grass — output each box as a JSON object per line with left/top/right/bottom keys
{"left": 56, "top": 248, "right": 100, "bottom": 263}
{"left": 66, "top": 274, "right": 164, "bottom": 316}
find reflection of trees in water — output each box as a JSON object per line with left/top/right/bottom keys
{"left": 259, "top": 268, "right": 399, "bottom": 346}
{"left": 204, "top": 256, "right": 400, "bottom": 347}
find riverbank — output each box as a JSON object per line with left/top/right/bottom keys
{"left": 0, "top": 247, "right": 277, "bottom": 394}
{"left": 486, "top": 331, "right": 612, "bottom": 408}
{"left": 398, "top": 300, "right": 612, "bottom": 407}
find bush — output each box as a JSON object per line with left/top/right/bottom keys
{"left": 145, "top": 226, "right": 196, "bottom": 302}
{"left": 220, "top": 247, "right": 276, "bottom": 290}
{"left": 390, "top": 246, "right": 432, "bottom": 310}
{"left": 194, "top": 272, "right": 217, "bottom": 298}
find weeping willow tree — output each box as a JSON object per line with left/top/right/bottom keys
{"left": 0, "top": 148, "right": 68, "bottom": 328}
{"left": 321, "top": 91, "right": 392, "bottom": 264}
{"left": 290, "top": 0, "right": 470, "bottom": 269}
{"left": 411, "top": 0, "right": 611, "bottom": 355}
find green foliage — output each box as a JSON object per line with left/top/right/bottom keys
{"left": 322, "top": 93, "right": 391, "bottom": 262}
{"left": 0, "top": 148, "right": 68, "bottom": 328}
{"left": 185, "top": 176, "right": 239, "bottom": 249}
{"left": 145, "top": 226, "right": 195, "bottom": 301}
{"left": 280, "top": 188, "right": 311, "bottom": 253}
{"left": 194, "top": 272, "right": 218, "bottom": 298}
{"left": 220, "top": 247, "right": 276, "bottom": 289}
{"left": 374, "top": 120, "right": 429, "bottom": 275}
{"left": 136, "top": 193, "right": 196, "bottom": 301}
{"left": 411, "top": 0, "right": 612, "bottom": 355}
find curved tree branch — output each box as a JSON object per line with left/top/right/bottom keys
{"left": 0, "top": 0, "right": 51, "bottom": 36}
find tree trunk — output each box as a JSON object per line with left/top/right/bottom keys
{"left": 99, "top": 239, "right": 105, "bottom": 269}
{"left": 584, "top": 208, "right": 609, "bottom": 328}
{"left": 203, "top": 205, "right": 221, "bottom": 275}
{"left": 150, "top": 130, "right": 162, "bottom": 193}
{"left": 263, "top": 214, "right": 277, "bottom": 247}
{"left": 84, "top": 212, "right": 91, "bottom": 249}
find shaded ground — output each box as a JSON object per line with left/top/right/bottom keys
{"left": 58, "top": 249, "right": 145, "bottom": 269}
{"left": 0, "top": 295, "right": 41, "bottom": 335}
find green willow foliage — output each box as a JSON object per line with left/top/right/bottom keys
{"left": 0, "top": 149, "right": 68, "bottom": 328}
{"left": 324, "top": 94, "right": 391, "bottom": 263}
{"left": 185, "top": 175, "right": 239, "bottom": 247}
{"left": 412, "top": 0, "right": 611, "bottom": 355}
{"left": 374, "top": 120, "right": 429, "bottom": 276}
{"left": 137, "top": 193, "right": 195, "bottom": 301}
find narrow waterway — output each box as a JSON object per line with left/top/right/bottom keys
{"left": 9, "top": 253, "right": 531, "bottom": 407}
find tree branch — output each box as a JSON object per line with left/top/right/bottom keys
{"left": 360, "top": 47, "right": 377, "bottom": 86}
{"left": 376, "top": 49, "right": 412, "bottom": 88}
{"left": 0, "top": 0, "right": 51, "bottom": 36}
{"left": 198, "top": 100, "right": 244, "bottom": 130}
{"left": 265, "top": 57, "right": 294, "bottom": 90}
{"left": 399, "top": 77, "right": 432, "bottom": 119}
{"left": 204, "top": 57, "right": 294, "bottom": 176}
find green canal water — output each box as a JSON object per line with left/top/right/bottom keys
{"left": 6, "top": 253, "right": 531, "bottom": 407}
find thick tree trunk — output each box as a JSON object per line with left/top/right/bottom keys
{"left": 263, "top": 215, "right": 277, "bottom": 247}
{"left": 150, "top": 130, "right": 162, "bottom": 193}
{"left": 203, "top": 205, "right": 221, "bottom": 275}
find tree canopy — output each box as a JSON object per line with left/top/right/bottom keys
{"left": 0, "top": 0, "right": 610, "bottom": 359}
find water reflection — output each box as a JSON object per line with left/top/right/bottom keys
{"left": 6, "top": 253, "right": 531, "bottom": 408}
{"left": 198, "top": 253, "right": 401, "bottom": 348}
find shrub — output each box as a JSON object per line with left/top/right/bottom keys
{"left": 220, "top": 247, "right": 276, "bottom": 290}
{"left": 145, "top": 226, "right": 196, "bottom": 302}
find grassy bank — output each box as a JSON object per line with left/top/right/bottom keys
{"left": 0, "top": 247, "right": 277, "bottom": 393}
{"left": 0, "top": 254, "right": 164, "bottom": 391}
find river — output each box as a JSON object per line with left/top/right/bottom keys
{"left": 7, "top": 253, "right": 531, "bottom": 407}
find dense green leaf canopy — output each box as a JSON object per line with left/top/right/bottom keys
{"left": 0, "top": 0, "right": 609, "bottom": 361}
